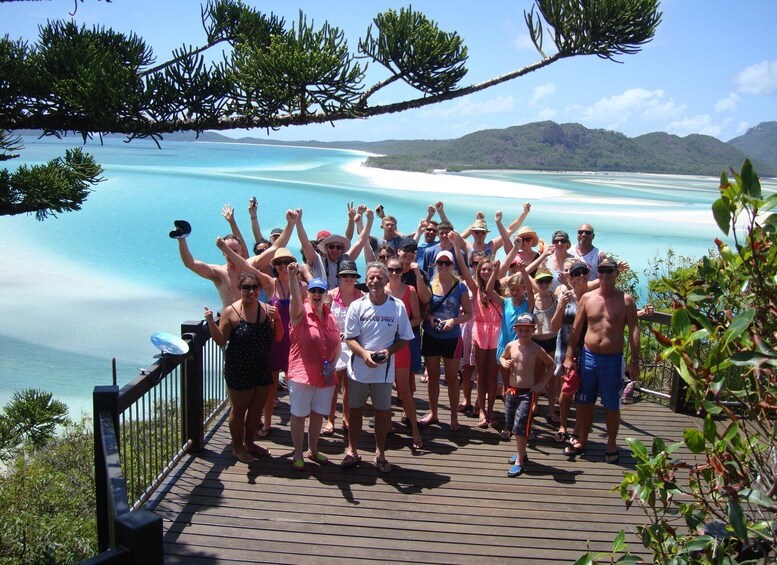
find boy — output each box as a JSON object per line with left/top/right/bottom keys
{"left": 499, "top": 313, "right": 556, "bottom": 477}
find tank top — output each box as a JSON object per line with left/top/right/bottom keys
{"left": 533, "top": 292, "right": 558, "bottom": 338}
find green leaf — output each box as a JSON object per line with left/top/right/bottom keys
{"left": 721, "top": 421, "right": 739, "bottom": 444}
{"left": 728, "top": 500, "right": 748, "bottom": 541}
{"left": 651, "top": 436, "right": 666, "bottom": 456}
{"left": 612, "top": 530, "right": 626, "bottom": 553}
{"left": 739, "top": 488, "right": 777, "bottom": 511}
{"left": 671, "top": 309, "right": 692, "bottom": 335}
{"left": 740, "top": 159, "right": 762, "bottom": 199}
{"left": 626, "top": 437, "right": 648, "bottom": 461}
{"left": 712, "top": 198, "right": 731, "bottom": 235}
{"left": 763, "top": 192, "right": 777, "bottom": 211}
{"left": 684, "top": 428, "right": 705, "bottom": 453}
{"left": 700, "top": 399, "right": 722, "bottom": 414}
{"left": 722, "top": 309, "right": 755, "bottom": 348}
{"left": 684, "top": 535, "right": 714, "bottom": 552}
{"left": 730, "top": 350, "right": 777, "bottom": 367}
{"left": 615, "top": 556, "right": 641, "bottom": 564}
{"left": 703, "top": 414, "right": 716, "bottom": 442}
{"left": 572, "top": 555, "right": 594, "bottom": 565}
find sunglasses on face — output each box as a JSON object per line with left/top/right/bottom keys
{"left": 520, "top": 236, "right": 533, "bottom": 242}
{"left": 537, "top": 279, "right": 552, "bottom": 284}
{"left": 327, "top": 244, "right": 343, "bottom": 250}
{"left": 308, "top": 288, "right": 326, "bottom": 294}
{"left": 387, "top": 267, "right": 403, "bottom": 273}
{"left": 436, "top": 260, "right": 453, "bottom": 266}
{"left": 578, "top": 230, "right": 593, "bottom": 235}
{"left": 240, "top": 284, "right": 259, "bottom": 291}
{"left": 274, "top": 259, "right": 292, "bottom": 266}
{"left": 569, "top": 269, "right": 589, "bottom": 278}
{"left": 553, "top": 239, "right": 569, "bottom": 244}
{"left": 598, "top": 267, "right": 616, "bottom": 275}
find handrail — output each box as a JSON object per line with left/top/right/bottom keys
{"left": 90, "top": 318, "right": 227, "bottom": 562}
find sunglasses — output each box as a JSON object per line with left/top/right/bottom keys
{"left": 598, "top": 267, "right": 616, "bottom": 274}
{"left": 553, "top": 239, "right": 569, "bottom": 244}
{"left": 425, "top": 228, "right": 436, "bottom": 233}
{"left": 387, "top": 267, "right": 403, "bottom": 273}
{"left": 240, "top": 284, "right": 259, "bottom": 291}
{"left": 537, "top": 279, "right": 552, "bottom": 284}
{"left": 274, "top": 259, "right": 293, "bottom": 266}
{"left": 520, "top": 236, "right": 534, "bottom": 242}
{"left": 327, "top": 244, "right": 343, "bottom": 250}
{"left": 436, "top": 260, "right": 453, "bottom": 266}
{"left": 569, "top": 268, "right": 590, "bottom": 278}
{"left": 578, "top": 230, "right": 593, "bottom": 235}
{"left": 308, "top": 288, "right": 326, "bottom": 294}
{"left": 378, "top": 255, "right": 389, "bottom": 260}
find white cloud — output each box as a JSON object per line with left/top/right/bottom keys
{"left": 534, "top": 107, "right": 558, "bottom": 121}
{"left": 734, "top": 58, "right": 777, "bottom": 95}
{"left": 576, "top": 89, "right": 685, "bottom": 126}
{"left": 714, "top": 93, "right": 739, "bottom": 112}
{"left": 419, "top": 95, "right": 515, "bottom": 119}
{"left": 530, "top": 83, "right": 556, "bottom": 106}
{"left": 665, "top": 114, "right": 722, "bottom": 138}
{"left": 512, "top": 34, "right": 536, "bottom": 51}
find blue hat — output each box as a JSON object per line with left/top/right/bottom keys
{"left": 307, "top": 277, "right": 328, "bottom": 292}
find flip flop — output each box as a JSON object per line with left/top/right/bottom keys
{"left": 374, "top": 458, "right": 392, "bottom": 473}
{"left": 457, "top": 403, "right": 472, "bottom": 413}
{"left": 246, "top": 445, "right": 271, "bottom": 457}
{"left": 477, "top": 418, "right": 489, "bottom": 429}
{"left": 307, "top": 451, "right": 330, "bottom": 465}
{"left": 563, "top": 442, "right": 586, "bottom": 457}
{"left": 553, "top": 431, "right": 568, "bottom": 444}
{"left": 321, "top": 424, "right": 335, "bottom": 436}
{"left": 417, "top": 415, "right": 438, "bottom": 427}
{"left": 257, "top": 427, "right": 271, "bottom": 438}
{"left": 340, "top": 454, "right": 362, "bottom": 468}
{"left": 605, "top": 450, "right": 620, "bottom": 464}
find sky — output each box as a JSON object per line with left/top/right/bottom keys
{"left": 3, "top": 0, "right": 776, "bottom": 142}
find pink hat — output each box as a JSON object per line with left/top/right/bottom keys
{"left": 316, "top": 230, "right": 331, "bottom": 240}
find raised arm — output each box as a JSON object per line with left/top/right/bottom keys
{"left": 450, "top": 231, "right": 476, "bottom": 292}
{"left": 498, "top": 244, "right": 520, "bottom": 278}
{"left": 434, "top": 201, "right": 451, "bottom": 224}
{"left": 222, "top": 204, "right": 248, "bottom": 259}
{"left": 293, "top": 208, "right": 318, "bottom": 266}
{"left": 177, "top": 237, "right": 219, "bottom": 282}
{"left": 485, "top": 259, "right": 503, "bottom": 304}
{"left": 347, "top": 208, "right": 374, "bottom": 261}
{"left": 216, "top": 237, "right": 274, "bottom": 296}
{"left": 204, "top": 305, "right": 228, "bottom": 347}
{"left": 492, "top": 210, "right": 511, "bottom": 253}
{"left": 248, "top": 197, "right": 263, "bottom": 244}
{"left": 287, "top": 262, "right": 305, "bottom": 326}
{"left": 249, "top": 209, "right": 297, "bottom": 269}
{"left": 344, "top": 201, "right": 356, "bottom": 242}
{"left": 505, "top": 202, "right": 531, "bottom": 237}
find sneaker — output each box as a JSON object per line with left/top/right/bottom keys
{"left": 507, "top": 464, "right": 524, "bottom": 477}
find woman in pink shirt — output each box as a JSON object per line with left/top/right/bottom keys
{"left": 286, "top": 264, "right": 341, "bottom": 471}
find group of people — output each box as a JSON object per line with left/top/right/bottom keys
{"left": 175, "top": 198, "right": 641, "bottom": 477}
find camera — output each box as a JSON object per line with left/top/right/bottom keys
{"left": 371, "top": 352, "right": 387, "bottom": 363}
{"left": 434, "top": 319, "right": 446, "bottom": 333}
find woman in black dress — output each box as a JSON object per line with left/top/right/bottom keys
{"left": 205, "top": 272, "right": 283, "bottom": 463}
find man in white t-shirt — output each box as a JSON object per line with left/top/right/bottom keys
{"left": 573, "top": 223, "right": 605, "bottom": 280}
{"left": 341, "top": 262, "right": 414, "bottom": 473}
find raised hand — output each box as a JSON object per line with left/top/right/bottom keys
{"left": 523, "top": 202, "right": 531, "bottom": 214}
{"left": 495, "top": 210, "right": 503, "bottom": 222}
{"left": 248, "top": 197, "right": 258, "bottom": 216}
{"left": 347, "top": 201, "right": 355, "bottom": 220}
{"left": 203, "top": 306, "right": 214, "bottom": 321}
{"left": 221, "top": 204, "right": 234, "bottom": 223}
{"left": 357, "top": 204, "right": 367, "bottom": 214}
{"left": 435, "top": 201, "right": 444, "bottom": 211}
{"left": 287, "top": 262, "right": 298, "bottom": 277}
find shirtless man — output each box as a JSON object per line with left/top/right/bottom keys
{"left": 499, "top": 313, "right": 555, "bottom": 477}
{"left": 563, "top": 256, "right": 639, "bottom": 463}
{"left": 176, "top": 209, "right": 297, "bottom": 307}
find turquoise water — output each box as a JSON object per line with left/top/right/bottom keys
{"left": 1, "top": 136, "right": 767, "bottom": 414}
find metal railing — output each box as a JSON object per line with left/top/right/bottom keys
{"left": 89, "top": 319, "right": 227, "bottom": 562}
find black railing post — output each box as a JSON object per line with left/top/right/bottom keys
{"left": 93, "top": 385, "right": 120, "bottom": 552}
{"left": 182, "top": 320, "right": 205, "bottom": 452}
{"left": 670, "top": 369, "right": 692, "bottom": 414}
{"left": 115, "top": 508, "right": 163, "bottom": 564}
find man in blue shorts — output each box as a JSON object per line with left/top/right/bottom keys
{"left": 563, "top": 256, "right": 639, "bottom": 463}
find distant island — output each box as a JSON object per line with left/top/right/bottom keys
{"left": 22, "top": 121, "right": 777, "bottom": 177}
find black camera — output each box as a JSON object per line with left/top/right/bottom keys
{"left": 371, "top": 352, "right": 387, "bottom": 363}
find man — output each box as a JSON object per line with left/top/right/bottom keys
{"left": 374, "top": 214, "right": 403, "bottom": 251}
{"left": 420, "top": 221, "right": 467, "bottom": 280}
{"left": 341, "top": 262, "right": 414, "bottom": 473}
{"left": 563, "top": 256, "right": 639, "bottom": 464}
{"left": 175, "top": 210, "right": 296, "bottom": 307}
{"left": 573, "top": 223, "right": 605, "bottom": 280}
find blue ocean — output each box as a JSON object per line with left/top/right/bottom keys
{"left": 0, "top": 136, "right": 764, "bottom": 414}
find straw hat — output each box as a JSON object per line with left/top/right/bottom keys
{"left": 317, "top": 234, "right": 350, "bottom": 254}
{"left": 270, "top": 247, "right": 295, "bottom": 265}
{"left": 516, "top": 226, "right": 538, "bottom": 247}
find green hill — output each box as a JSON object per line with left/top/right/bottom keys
{"left": 727, "top": 122, "right": 777, "bottom": 172}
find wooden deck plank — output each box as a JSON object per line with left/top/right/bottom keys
{"left": 150, "top": 383, "right": 699, "bottom": 564}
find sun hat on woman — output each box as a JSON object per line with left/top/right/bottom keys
{"left": 516, "top": 226, "right": 538, "bottom": 247}
{"left": 271, "top": 247, "right": 295, "bottom": 265}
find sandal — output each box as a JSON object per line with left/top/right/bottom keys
{"left": 234, "top": 449, "right": 256, "bottom": 463}
{"left": 449, "top": 423, "right": 461, "bottom": 432}
{"left": 477, "top": 418, "right": 489, "bottom": 429}
{"left": 457, "top": 403, "right": 473, "bottom": 413}
{"left": 553, "top": 430, "right": 568, "bottom": 444}
{"left": 340, "top": 453, "right": 362, "bottom": 468}
{"left": 605, "top": 450, "right": 620, "bottom": 464}
{"left": 291, "top": 458, "right": 305, "bottom": 471}
{"left": 417, "top": 415, "right": 439, "bottom": 427}
{"left": 500, "top": 429, "right": 512, "bottom": 440}
{"left": 307, "top": 451, "right": 330, "bottom": 465}
{"left": 563, "top": 437, "right": 586, "bottom": 457}
{"left": 374, "top": 458, "right": 392, "bottom": 473}
{"left": 257, "top": 427, "right": 271, "bottom": 438}
{"left": 321, "top": 423, "right": 335, "bottom": 436}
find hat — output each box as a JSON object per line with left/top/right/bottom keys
{"left": 168, "top": 219, "right": 191, "bottom": 240}
{"left": 535, "top": 269, "right": 553, "bottom": 282}
{"left": 435, "top": 250, "right": 454, "bottom": 263}
{"left": 316, "top": 230, "right": 331, "bottom": 241}
{"left": 513, "top": 313, "right": 536, "bottom": 326}
{"left": 270, "top": 247, "right": 295, "bottom": 265}
{"left": 516, "top": 226, "right": 538, "bottom": 247}
{"left": 337, "top": 260, "right": 360, "bottom": 278}
{"left": 307, "top": 277, "right": 328, "bottom": 292}
{"left": 552, "top": 230, "right": 570, "bottom": 242}
{"left": 398, "top": 236, "right": 417, "bottom": 251}
{"left": 317, "top": 234, "right": 350, "bottom": 254}
{"left": 567, "top": 259, "right": 589, "bottom": 276}
{"left": 471, "top": 219, "right": 489, "bottom": 233}
{"left": 270, "top": 228, "right": 283, "bottom": 237}
{"left": 598, "top": 255, "right": 618, "bottom": 269}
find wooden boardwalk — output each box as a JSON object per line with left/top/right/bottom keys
{"left": 152, "top": 383, "right": 698, "bottom": 564}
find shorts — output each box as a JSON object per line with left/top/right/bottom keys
{"left": 347, "top": 380, "right": 393, "bottom": 411}
{"left": 335, "top": 341, "right": 350, "bottom": 372}
{"left": 504, "top": 388, "right": 534, "bottom": 437}
{"left": 575, "top": 348, "right": 623, "bottom": 410}
{"left": 410, "top": 327, "right": 423, "bottom": 373}
{"left": 422, "top": 333, "right": 463, "bottom": 360}
{"left": 287, "top": 379, "right": 336, "bottom": 418}
{"left": 532, "top": 336, "right": 557, "bottom": 354}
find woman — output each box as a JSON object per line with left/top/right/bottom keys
{"left": 323, "top": 260, "right": 364, "bottom": 435}
{"left": 532, "top": 268, "right": 560, "bottom": 423}
{"left": 286, "top": 266, "right": 341, "bottom": 471}
{"left": 418, "top": 248, "right": 473, "bottom": 432}
{"left": 514, "top": 226, "right": 542, "bottom": 275}
{"left": 204, "top": 272, "right": 282, "bottom": 463}
{"left": 377, "top": 244, "right": 397, "bottom": 264}
{"left": 458, "top": 251, "right": 487, "bottom": 415}
{"left": 385, "top": 257, "right": 423, "bottom": 449}
{"left": 545, "top": 230, "right": 574, "bottom": 292}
